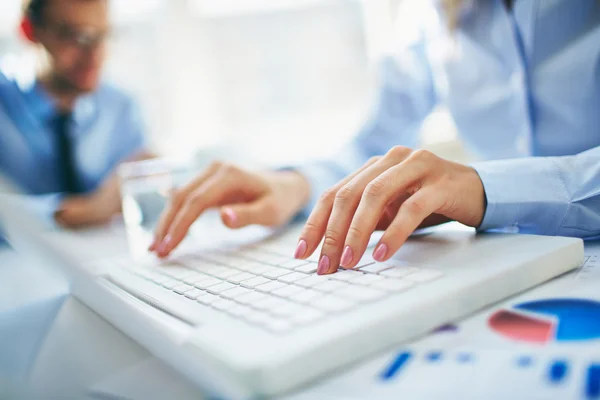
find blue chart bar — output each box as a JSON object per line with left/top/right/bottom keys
{"left": 587, "top": 364, "right": 600, "bottom": 399}
{"left": 426, "top": 351, "right": 442, "bottom": 362}
{"left": 548, "top": 360, "right": 569, "bottom": 384}
{"left": 517, "top": 356, "right": 533, "bottom": 368}
{"left": 381, "top": 352, "right": 412, "bottom": 381}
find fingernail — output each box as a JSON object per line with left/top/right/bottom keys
{"left": 340, "top": 246, "right": 353, "bottom": 267}
{"left": 223, "top": 208, "right": 237, "bottom": 225}
{"left": 373, "top": 243, "right": 388, "bottom": 262}
{"left": 148, "top": 237, "right": 159, "bottom": 252}
{"left": 294, "top": 239, "right": 307, "bottom": 259}
{"left": 318, "top": 255, "right": 330, "bottom": 275}
{"left": 158, "top": 235, "right": 173, "bottom": 255}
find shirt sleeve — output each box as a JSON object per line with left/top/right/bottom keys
{"left": 294, "top": 24, "right": 438, "bottom": 216}
{"left": 473, "top": 146, "right": 600, "bottom": 239}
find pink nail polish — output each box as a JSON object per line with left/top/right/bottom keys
{"left": 318, "top": 255, "right": 330, "bottom": 275}
{"left": 224, "top": 208, "right": 237, "bottom": 225}
{"left": 340, "top": 246, "right": 353, "bottom": 267}
{"left": 373, "top": 243, "right": 388, "bottom": 262}
{"left": 158, "top": 235, "right": 173, "bottom": 255}
{"left": 294, "top": 239, "right": 307, "bottom": 259}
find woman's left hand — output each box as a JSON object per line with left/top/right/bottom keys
{"left": 295, "top": 146, "right": 487, "bottom": 275}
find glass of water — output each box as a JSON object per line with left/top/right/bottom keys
{"left": 118, "top": 158, "right": 181, "bottom": 260}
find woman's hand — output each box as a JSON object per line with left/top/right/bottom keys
{"left": 150, "top": 162, "right": 311, "bottom": 258}
{"left": 294, "top": 146, "right": 487, "bottom": 275}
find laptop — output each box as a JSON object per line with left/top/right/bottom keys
{"left": 0, "top": 191, "right": 584, "bottom": 398}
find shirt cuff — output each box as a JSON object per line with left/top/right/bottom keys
{"left": 22, "top": 193, "right": 65, "bottom": 229}
{"left": 472, "top": 158, "right": 571, "bottom": 235}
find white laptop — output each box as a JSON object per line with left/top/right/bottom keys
{"left": 0, "top": 192, "right": 583, "bottom": 399}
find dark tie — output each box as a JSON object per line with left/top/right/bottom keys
{"left": 503, "top": 0, "right": 514, "bottom": 10}
{"left": 53, "top": 112, "right": 81, "bottom": 194}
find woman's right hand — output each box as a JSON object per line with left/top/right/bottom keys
{"left": 149, "top": 162, "right": 311, "bottom": 258}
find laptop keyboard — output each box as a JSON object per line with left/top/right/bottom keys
{"left": 114, "top": 245, "right": 444, "bottom": 333}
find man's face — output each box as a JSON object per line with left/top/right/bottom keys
{"left": 34, "top": 0, "right": 109, "bottom": 93}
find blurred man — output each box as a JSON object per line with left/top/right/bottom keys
{"left": 0, "top": 0, "right": 151, "bottom": 231}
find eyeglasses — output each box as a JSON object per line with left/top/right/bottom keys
{"left": 40, "top": 22, "right": 113, "bottom": 50}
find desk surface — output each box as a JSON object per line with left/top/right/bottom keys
{"left": 2, "top": 224, "right": 599, "bottom": 400}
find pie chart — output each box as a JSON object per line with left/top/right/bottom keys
{"left": 489, "top": 299, "right": 600, "bottom": 344}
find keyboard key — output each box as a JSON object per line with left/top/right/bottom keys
{"left": 209, "top": 267, "right": 241, "bottom": 280}
{"left": 207, "top": 282, "right": 237, "bottom": 295}
{"left": 173, "top": 284, "right": 194, "bottom": 295}
{"left": 212, "top": 298, "right": 237, "bottom": 311}
{"left": 294, "top": 263, "right": 319, "bottom": 274}
{"left": 227, "top": 272, "right": 256, "bottom": 284}
{"left": 182, "top": 273, "right": 210, "bottom": 285}
{"left": 289, "top": 288, "right": 321, "bottom": 304}
{"left": 372, "top": 279, "right": 414, "bottom": 293}
{"left": 270, "top": 301, "right": 303, "bottom": 317}
{"left": 197, "top": 293, "right": 220, "bottom": 305}
{"left": 291, "top": 308, "right": 324, "bottom": 325}
{"left": 336, "top": 286, "right": 385, "bottom": 302}
{"left": 404, "top": 269, "right": 444, "bottom": 283}
{"left": 313, "top": 280, "right": 347, "bottom": 292}
{"left": 265, "top": 319, "right": 292, "bottom": 333}
{"left": 244, "top": 310, "right": 271, "bottom": 325}
{"left": 349, "top": 274, "right": 384, "bottom": 286}
{"left": 358, "top": 263, "right": 392, "bottom": 274}
{"left": 295, "top": 275, "right": 331, "bottom": 288}
{"left": 241, "top": 276, "right": 271, "bottom": 288}
{"left": 227, "top": 305, "right": 254, "bottom": 318}
{"left": 235, "top": 291, "right": 269, "bottom": 305}
{"left": 280, "top": 259, "right": 311, "bottom": 270}
{"left": 271, "top": 284, "right": 304, "bottom": 298}
{"left": 242, "top": 263, "right": 273, "bottom": 275}
{"left": 193, "top": 277, "right": 223, "bottom": 290}
{"left": 161, "top": 279, "right": 179, "bottom": 290}
{"left": 184, "top": 288, "right": 205, "bottom": 300}
{"left": 312, "top": 295, "right": 354, "bottom": 313}
{"left": 330, "top": 269, "right": 364, "bottom": 281}
{"left": 379, "top": 266, "right": 419, "bottom": 278}
{"left": 256, "top": 280, "right": 287, "bottom": 293}
{"left": 262, "top": 267, "right": 292, "bottom": 279}
{"left": 160, "top": 266, "right": 195, "bottom": 280}
{"left": 220, "top": 286, "right": 253, "bottom": 300}
{"left": 278, "top": 272, "right": 309, "bottom": 284}
{"left": 253, "top": 295, "right": 288, "bottom": 311}
{"left": 355, "top": 254, "right": 378, "bottom": 268}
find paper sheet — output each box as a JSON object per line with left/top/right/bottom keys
{"left": 284, "top": 241, "right": 600, "bottom": 400}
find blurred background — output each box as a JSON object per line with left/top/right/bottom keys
{"left": 0, "top": 0, "right": 461, "bottom": 167}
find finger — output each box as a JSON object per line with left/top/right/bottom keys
{"left": 220, "top": 197, "right": 280, "bottom": 229}
{"left": 151, "top": 162, "right": 221, "bottom": 251}
{"left": 374, "top": 186, "right": 445, "bottom": 262}
{"left": 157, "top": 171, "right": 236, "bottom": 257}
{"left": 319, "top": 149, "right": 414, "bottom": 274}
{"left": 343, "top": 158, "right": 428, "bottom": 268}
{"left": 296, "top": 156, "right": 381, "bottom": 262}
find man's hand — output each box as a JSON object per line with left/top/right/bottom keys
{"left": 295, "top": 146, "right": 487, "bottom": 275}
{"left": 149, "top": 163, "right": 311, "bottom": 258}
{"left": 55, "top": 175, "right": 121, "bottom": 228}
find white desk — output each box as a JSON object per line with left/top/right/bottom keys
{"left": 2, "top": 224, "right": 599, "bottom": 400}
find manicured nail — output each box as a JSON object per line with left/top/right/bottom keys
{"left": 158, "top": 235, "right": 173, "bottom": 255}
{"left": 223, "top": 208, "right": 237, "bottom": 226}
{"left": 294, "top": 239, "right": 307, "bottom": 259}
{"left": 373, "top": 243, "right": 388, "bottom": 262}
{"left": 318, "top": 255, "right": 330, "bottom": 275}
{"left": 340, "top": 246, "right": 353, "bottom": 267}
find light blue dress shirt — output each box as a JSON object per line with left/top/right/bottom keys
{"left": 0, "top": 68, "right": 146, "bottom": 227}
{"left": 299, "top": 0, "right": 600, "bottom": 238}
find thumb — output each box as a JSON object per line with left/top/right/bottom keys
{"left": 220, "top": 198, "right": 280, "bottom": 229}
